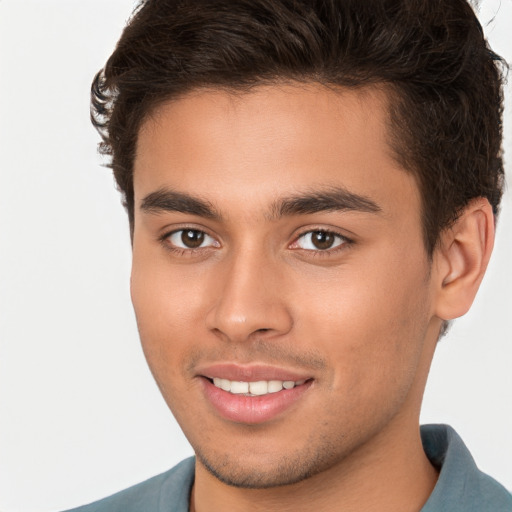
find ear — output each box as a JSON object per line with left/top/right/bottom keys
{"left": 433, "top": 198, "right": 495, "bottom": 321}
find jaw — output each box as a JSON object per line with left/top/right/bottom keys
{"left": 191, "top": 383, "right": 439, "bottom": 512}
{"left": 180, "top": 338, "right": 437, "bottom": 493}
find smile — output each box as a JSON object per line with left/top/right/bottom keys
{"left": 212, "top": 378, "right": 307, "bottom": 396}
{"left": 200, "top": 372, "right": 313, "bottom": 424}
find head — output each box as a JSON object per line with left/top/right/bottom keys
{"left": 91, "top": 0, "right": 505, "bottom": 491}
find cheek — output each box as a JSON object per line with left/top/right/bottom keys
{"left": 131, "top": 243, "right": 210, "bottom": 334}
{"left": 130, "top": 250, "right": 208, "bottom": 390}
{"left": 295, "top": 255, "right": 431, "bottom": 401}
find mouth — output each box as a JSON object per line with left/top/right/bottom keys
{"left": 197, "top": 364, "right": 314, "bottom": 424}
{"left": 208, "top": 377, "right": 308, "bottom": 396}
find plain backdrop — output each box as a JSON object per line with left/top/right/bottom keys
{"left": 0, "top": 1, "right": 511, "bottom": 511}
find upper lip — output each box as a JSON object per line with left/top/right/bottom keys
{"left": 196, "top": 363, "right": 313, "bottom": 382}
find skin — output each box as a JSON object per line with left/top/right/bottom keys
{"left": 131, "top": 83, "right": 494, "bottom": 512}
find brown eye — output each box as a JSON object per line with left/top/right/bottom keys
{"left": 311, "top": 231, "right": 336, "bottom": 250}
{"left": 294, "top": 230, "right": 346, "bottom": 251}
{"left": 167, "top": 229, "right": 218, "bottom": 250}
{"left": 181, "top": 229, "right": 205, "bottom": 248}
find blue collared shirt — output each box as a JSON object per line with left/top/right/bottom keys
{"left": 65, "top": 424, "right": 512, "bottom": 511}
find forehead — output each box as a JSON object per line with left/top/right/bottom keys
{"left": 134, "top": 83, "right": 419, "bottom": 221}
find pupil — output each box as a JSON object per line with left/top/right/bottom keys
{"left": 312, "top": 231, "right": 334, "bottom": 250}
{"left": 181, "top": 230, "right": 204, "bottom": 248}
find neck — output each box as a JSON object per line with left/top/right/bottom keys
{"left": 190, "top": 417, "right": 438, "bottom": 512}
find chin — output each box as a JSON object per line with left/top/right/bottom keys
{"left": 194, "top": 437, "right": 341, "bottom": 489}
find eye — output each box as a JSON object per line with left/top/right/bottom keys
{"left": 292, "top": 230, "right": 347, "bottom": 251}
{"left": 166, "top": 229, "right": 219, "bottom": 250}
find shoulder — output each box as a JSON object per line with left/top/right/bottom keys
{"left": 62, "top": 457, "right": 195, "bottom": 512}
{"left": 421, "top": 425, "right": 512, "bottom": 512}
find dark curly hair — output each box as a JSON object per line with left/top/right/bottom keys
{"left": 91, "top": 0, "right": 506, "bottom": 255}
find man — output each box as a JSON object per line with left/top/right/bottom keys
{"left": 66, "top": 0, "right": 511, "bottom": 510}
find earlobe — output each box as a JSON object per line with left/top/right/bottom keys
{"left": 434, "top": 198, "right": 495, "bottom": 321}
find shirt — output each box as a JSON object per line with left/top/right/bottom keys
{"left": 64, "top": 424, "right": 512, "bottom": 512}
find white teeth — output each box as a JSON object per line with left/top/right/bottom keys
{"left": 267, "top": 380, "right": 284, "bottom": 393}
{"left": 220, "top": 378, "right": 231, "bottom": 391}
{"left": 249, "top": 381, "right": 268, "bottom": 395}
{"left": 211, "top": 378, "right": 307, "bottom": 395}
{"left": 230, "top": 381, "right": 249, "bottom": 394}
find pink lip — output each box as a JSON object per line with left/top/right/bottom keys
{"left": 197, "top": 364, "right": 314, "bottom": 424}
{"left": 196, "top": 363, "right": 311, "bottom": 382}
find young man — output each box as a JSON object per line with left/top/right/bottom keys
{"left": 67, "top": 0, "right": 511, "bottom": 510}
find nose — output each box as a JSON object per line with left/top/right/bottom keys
{"left": 205, "top": 249, "right": 293, "bottom": 343}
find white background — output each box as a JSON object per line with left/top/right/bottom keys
{"left": 0, "top": 1, "right": 511, "bottom": 511}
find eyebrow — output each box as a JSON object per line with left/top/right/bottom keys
{"left": 140, "top": 188, "right": 220, "bottom": 219}
{"left": 140, "top": 186, "right": 381, "bottom": 220}
{"left": 269, "top": 186, "right": 382, "bottom": 219}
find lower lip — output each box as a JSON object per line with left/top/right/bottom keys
{"left": 201, "top": 378, "right": 313, "bottom": 424}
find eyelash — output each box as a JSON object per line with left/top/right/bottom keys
{"left": 159, "top": 227, "right": 219, "bottom": 256}
{"left": 291, "top": 228, "right": 353, "bottom": 257}
{"left": 159, "top": 228, "right": 353, "bottom": 257}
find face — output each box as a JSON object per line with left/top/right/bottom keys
{"left": 131, "top": 84, "right": 441, "bottom": 488}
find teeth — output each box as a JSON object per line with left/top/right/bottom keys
{"left": 249, "top": 381, "right": 268, "bottom": 395}
{"left": 267, "top": 380, "right": 283, "bottom": 393}
{"left": 230, "top": 381, "right": 249, "bottom": 394}
{"left": 213, "top": 378, "right": 231, "bottom": 392}
{"left": 211, "top": 378, "right": 307, "bottom": 395}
